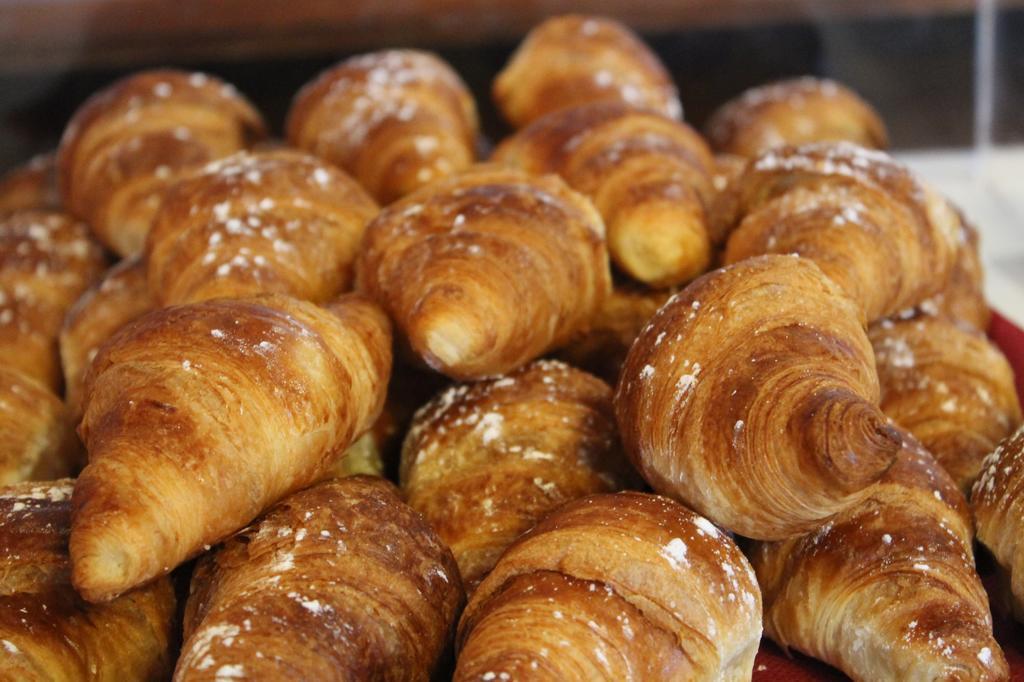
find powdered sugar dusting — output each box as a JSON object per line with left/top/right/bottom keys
{"left": 662, "top": 538, "right": 690, "bottom": 568}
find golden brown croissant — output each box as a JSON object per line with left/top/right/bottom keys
{"left": 706, "top": 153, "right": 747, "bottom": 250}
{"left": 60, "top": 257, "right": 155, "bottom": 425}
{"left": 331, "top": 365, "right": 448, "bottom": 480}
{"left": 58, "top": 69, "right": 266, "bottom": 257}
{"left": 493, "top": 102, "right": 714, "bottom": 287}
{"left": 400, "top": 359, "right": 637, "bottom": 591}
{"left": 175, "top": 475, "right": 462, "bottom": 681}
{"left": 0, "top": 153, "right": 61, "bottom": 215}
{"left": 287, "top": 50, "right": 478, "bottom": 204}
{"left": 870, "top": 313, "right": 1021, "bottom": 492}
{"left": 493, "top": 15, "right": 682, "bottom": 129}
{"left": 71, "top": 293, "right": 392, "bottom": 602}
{"left": 917, "top": 208, "right": 989, "bottom": 331}
{"left": 724, "top": 143, "right": 960, "bottom": 322}
{"left": 0, "top": 479, "right": 177, "bottom": 681}
{"left": 557, "top": 283, "right": 673, "bottom": 384}
{"left": 356, "top": 164, "right": 611, "bottom": 380}
{"left": 0, "top": 368, "right": 79, "bottom": 485}
{"left": 0, "top": 210, "right": 106, "bottom": 391}
{"left": 146, "top": 149, "right": 378, "bottom": 306}
{"left": 455, "top": 491, "right": 762, "bottom": 680}
{"left": 751, "top": 437, "right": 1008, "bottom": 681}
{"left": 973, "top": 425, "right": 1024, "bottom": 621}
{"left": 615, "top": 255, "right": 901, "bottom": 540}
{"left": 704, "top": 77, "right": 888, "bottom": 158}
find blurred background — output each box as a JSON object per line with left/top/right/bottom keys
{"left": 1, "top": 0, "right": 1021, "bottom": 318}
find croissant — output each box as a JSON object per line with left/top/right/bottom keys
{"left": 0, "top": 210, "right": 106, "bottom": 391}
{"left": 0, "top": 368, "right": 79, "bottom": 485}
{"left": 146, "top": 149, "right": 378, "bottom": 306}
{"left": 918, "top": 208, "right": 989, "bottom": 331}
{"left": 400, "top": 359, "right": 637, "bottom": 590}
{"left": 704, "top": 76, "right": 888, "bottom": 158}
{"left": 706, "top": 153, "right": 747, "bottom": 249}
{"left": 454, "top": 491, "right": 762, "bottom": 680}
{"left": 493, "top": 102, "right": 714, "bottom": 287}
{"left": 870, "top": 313, "right": 1021, "bottom": 491}
{"left": 493, "top": 15, "right": 682, "bottom": 129}
{"left": 58, "top": 69, "right": 267, "bottom": 257}
{"left": 60, "top": 257, "right": 155, "bottom": 425}
{"left": 0, "top": 153, "right": 61, "bottom": 214}
{"left": 973, "top": 425, "right": 1024, "bottom": 621}
{"left": 750, "top": 436, "right": 1008, "bottom": 681}
{"left": 287, "top": 50, "right": 478, "bottom": 204}
{"left": 724, "top": 143, "right": 960, "bottom": 322}
{"left": 615, "top": 255, "right": 901, "bottom": 540}
{"left": 557, "top": 283, "right": 672, "bottom": 384}
{"left": 70, "top": 293, "right": 392, "bottom": 602}
{"left": 0, "top": 479, "right": 177, "bottom": 681}
{"left": 175, "top": 475, "right": 462, "bottom": 681}
{"left": 356, "top": 165, "right": 611, "bottom": 380}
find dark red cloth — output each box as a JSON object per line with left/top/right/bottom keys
{"left": 752, "top": 311, "right": 1024, "bottom": 680}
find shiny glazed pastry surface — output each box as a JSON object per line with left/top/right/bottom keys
{"left": 146, "top": 148, "right": 378, "bottom": 306}
{"left": 871, "top": 313, "right": 1021, "bottom": 491}
{"left": 176, "top": 476, "right": 462, "bottom": 681}
{"left": 58, "top": 69, "right": 266, "bottom": 257}
{"left": 616, "top": 255, "right": 901, "bottom": 539}
{"left": 400, "top": 359, "right": 637, "bottom": 591}
{"left": 357, "top": 164, "right": 611, "bottom": 380}
{"left": 71, "top": 293, "right": 392, "bottom": 602}
{"left": 288, "top": 50, "right": 478, "bottom": 204}
{"left": 494, "top": 14, "right": 682, "bottom": 128}
{"left": 455, "top": 491, "right": 762, "bottom": 681}
{"left": 705, "top": 77, "right": 888, "bottom": 158}
{"left": 494, "top": 102, "right": 714, "bottom": 287}
{"left": 0, "top": 479, "right": 177, "bottom": 682}
{"left": 752, "top": 438, "right": 1008, "bottom": 681}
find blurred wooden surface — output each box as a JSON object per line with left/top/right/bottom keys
{"left": 0, "top": 0, "right": 1016, "bottom": 72}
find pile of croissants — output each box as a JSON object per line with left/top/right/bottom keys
{"left": 1, "top": 13, "right": 1022, "bottom": 681}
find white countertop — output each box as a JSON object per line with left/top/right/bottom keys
{"left": 897, "top": 145, "right": 1024, "bottom": 327}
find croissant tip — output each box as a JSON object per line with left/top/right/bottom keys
{"left": 421, "top": 325, "right": 467, "bottom": 370}
{"left": 610, "top": 208, "right": 710, "bottom": 287}
{"left": 70, "top": 542, "right": 132, "bottom": 603}
{"left": 411, "top": 300, "right": 488, "bottom": 376}
{"left": 831, "top": 412, "right": 902, "bottom": 492}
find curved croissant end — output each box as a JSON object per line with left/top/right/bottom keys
{"left": 0, "top": 153, "right": 61, "bottom": 215}
{"left": 916, "top": 207, "right": 990, "bottom": 331}
{"left": 0, "top": 479, "right": 177, "bottom": 681}
{"left": 400, "top": 359, "right": 638, "bottom": 591}
{"left": 705, "top": 77, "right": 888, "bottom": 158}
{"left": 60, "top": 257, "right": 156, "bottom": 425}
{"left": 493, "top": 15, "right": 682, "bottom": 129}
{"left": 70, "top": 293, "right": 391, "bottom": 602}
{"left": 455, "top": 492, "right": 762, "bottom": 681}
{"left": 724, "top": 143, "right": 960, "bottom": 322}
{"left": 706, "top": 153, "right": 748, "bottom": 250}
{"left": 287, "top": 50, "right": 478, "bottom": 204}
{"left": 974, "top": 425, "right": 1024, "bottom": 622}
{"left": 0, "top": 210, "right": 106, "bottom": 392}
{"left": 356, "top": 164, "right": 611, "bottom": 380}
{"left": 58, "top": 69, "right": 266, "bottom": 257}
{"left": 494, "top": 102, "right": 714, "bottom": 287}
{"left": 871, "top": 313, "right": 1021, "bottom": 492}
{"left": 146, "top": 149, "right": 378, "bottom": 307}
{"left": 0, "top": 368, "right": 79, "bottom": 485}
{"left": 615, "top": 255, "right": 901, "bottom": 540}
{"left": 175, "top": 476, "right": 462, "bottom": 681}
{"left": 752, "top": 437, "right": 1008, "bottom": 681}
